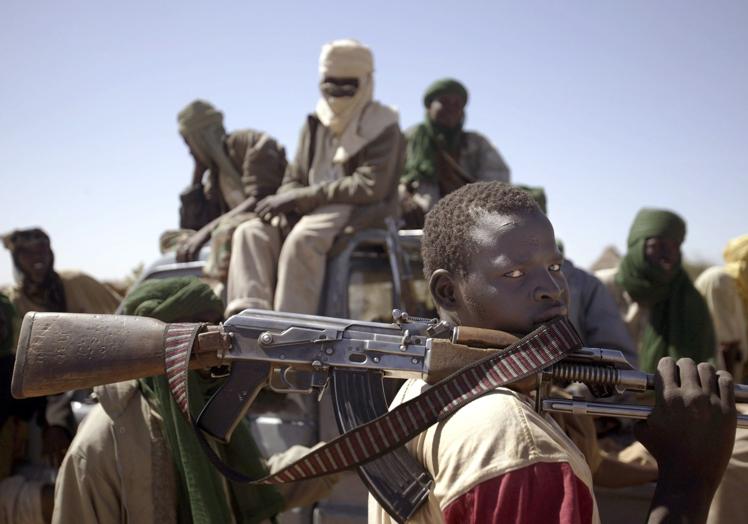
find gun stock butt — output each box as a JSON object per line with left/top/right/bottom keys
{"left": 12, "top": 312, "right": 169, "bottom": 399}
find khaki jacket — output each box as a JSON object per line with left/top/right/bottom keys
{"left": 281, "top": 115, "right": 405, "bottom": 234}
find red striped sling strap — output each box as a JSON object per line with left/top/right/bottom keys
{"left": 163, "top": 316, "right": 582, "bottom": 484}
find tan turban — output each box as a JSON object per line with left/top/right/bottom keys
{"left": 177, "top": 99, "right": 224, "bottom": 135}
{"left": 177, "top": 100, "right": 244, "bottom": 209}
{"left": 318, "top": 39, "right": 374, "bottom": 79}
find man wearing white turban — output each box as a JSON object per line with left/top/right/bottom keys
{"left": 225, "top": 39, "right": 404, "bottom": 315}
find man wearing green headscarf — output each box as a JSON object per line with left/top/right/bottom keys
{"left": 169, "top": 100, "right": 288, "bottom": 283}
{"left": 596, "top": 208, "right": 715, "bottom": 373}
{"left": 53, "top": 277, "right": 337, "bottom": 524}
{"left": 400, "top": 78, "right": 511, "bottom": 228}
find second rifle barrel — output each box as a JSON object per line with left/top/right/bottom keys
{"left": 542, "top": 399, "right": 748, "bottom": 429}
{"left": 548, "top": 363, "right": 748, "bottom": 402}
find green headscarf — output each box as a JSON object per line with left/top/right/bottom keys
{"left": 616, "top": 209, "right": 715, "bottom": 372}
{"left": 402, "top": 78, "right": 468, "bottom": 185}
{"left": 123, "top": 277, "right": 284, "bottom": 524}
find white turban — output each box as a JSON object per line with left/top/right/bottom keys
{"left": 318, "top": 39, "right": 374, "bottom": 78}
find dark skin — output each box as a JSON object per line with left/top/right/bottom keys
{"left": 15, "top": 245, "right": 53, "bottom": 285}
{"left": 427, "top": 93, "right": 465, "bottom": 129}
{"left": 644, "top": 236, "right": 682, "bottom": 276}
{"left": 429, "top": 209, "right": 736, "bottom": 524}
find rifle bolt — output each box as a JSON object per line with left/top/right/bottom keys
{"left": 260, "top": 332, "right": 273, "bottom": 345}
{"left": 325, "top": 347, "right": 334, "bottom": 355}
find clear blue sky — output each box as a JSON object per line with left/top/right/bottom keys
{"left": 1, "top": 0, "right": 746, "bottom": 287}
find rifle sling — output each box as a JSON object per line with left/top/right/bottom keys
{"left": 164, "top": 316, "right": 582, "bottom": 485}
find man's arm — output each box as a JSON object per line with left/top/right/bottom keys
{"left": 469, "top": 132, "right": 510, "bottom": 183}
{"left": 293, "top": 123, "right": 403, "bottom": 208}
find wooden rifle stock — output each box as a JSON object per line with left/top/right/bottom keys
{"left": 11, "top": 312, "right": 224, "bottom": 399}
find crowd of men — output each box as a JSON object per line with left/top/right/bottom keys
{"left": 1, "top": 38, "right": 747, "bottom": 524}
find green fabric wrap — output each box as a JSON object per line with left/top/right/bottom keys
{"left": 0, "top": 293, "right": 17, "bottom": 358}
{"left": 402, "top": 79, "right": 469, "bottom": 185}
{"left": 422, "top": 78, "right": 468, "bottom": 108}
{"left": 616, "top": 209, "right": 715, "bottom": 372}
{"left": 123, "top": 277, "right": 285, "bottom": 524}
{"left": 626, "top": 208, "right": 685, "bottom": 248}
{"left": 122, "top": 276, "right": 224, "bottom": 323}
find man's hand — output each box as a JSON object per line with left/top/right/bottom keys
{"left": 176, "top": 229, "right": 210, "bottom": 263}
{"left": 637, "top": 357, "right": 736, "bottom": 523}
{"left": 255, "top": 190, "right": 308, "bottom": 221}
{"left": 42, "top": 425, "right": 71, "bottom": 468}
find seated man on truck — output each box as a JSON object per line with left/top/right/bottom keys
{"left": 399, "top": 78, "right": 511, "bottom": 228}
{"left": 225, "top": 39, "right": 403, "bottom": 316}
{"left": 170, "top": 100, "right": 288, "bottom": 284}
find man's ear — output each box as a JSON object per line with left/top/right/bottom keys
{"left": 429, "top": 269, "right": 459, "bottom": 312}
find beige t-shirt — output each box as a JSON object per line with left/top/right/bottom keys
{"left": 368, "top": 379, "right": 600, "bottom": 524}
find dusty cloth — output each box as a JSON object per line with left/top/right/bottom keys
{"left": 0, "top": 475, "right": 46, "bottom": 524}
{"left": 6, "top": 270, "right": 120, "bottom": 319}
{"left": 563, "top": 260, "right": 638, "bottom": 368}
{"left": 53, "top": 381, "right": 179, "bottom": 524}
{"left": 612, "top": 209, "right": 714, "bottom": 372}
{"left": 226, "top": 204, "right": 353, "bottom": 315}
{"left": 707, "top": 404, "right": 748, "bottom": 524}
{"left": 696, "top": 266, "right": 748, "bottom": 380}
{"left": 368, "top": 379, "right": 599, "bottom": 523}
{"left": 54, "top": 380, "right": 337, "bottom": 524}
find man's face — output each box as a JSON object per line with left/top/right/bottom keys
{"left": 435, "top": 210, "right": 568, "bottom": 336}
{"left": 427, "top": 93, "right": 465, "bottom": 129}
{"left": 16, "top": 244, "right": 53, "bottom": 284}
{"left": 644, "top": 236, "right": 681, "bottom": 276}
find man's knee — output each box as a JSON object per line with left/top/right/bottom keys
{"left": 232, "top": 218, "right": 272, "bottom": 248}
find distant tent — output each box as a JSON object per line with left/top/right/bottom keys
{"left": 589, "top": 245, "right": 621, "bottom": 273}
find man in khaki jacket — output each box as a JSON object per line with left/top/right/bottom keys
{"left": 225, "top": 38, "right": 404, "bottom": 316}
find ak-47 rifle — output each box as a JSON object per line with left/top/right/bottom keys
{"left": 11, "top": 308, "right": 748, "bottom": 522}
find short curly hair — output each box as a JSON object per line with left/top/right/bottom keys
{"left": 421, "top": 182, "right": 541, "bottom": 279}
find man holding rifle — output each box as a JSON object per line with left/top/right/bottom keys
{"left": 369, "top": 182, "right": 736, "bottom": 523}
